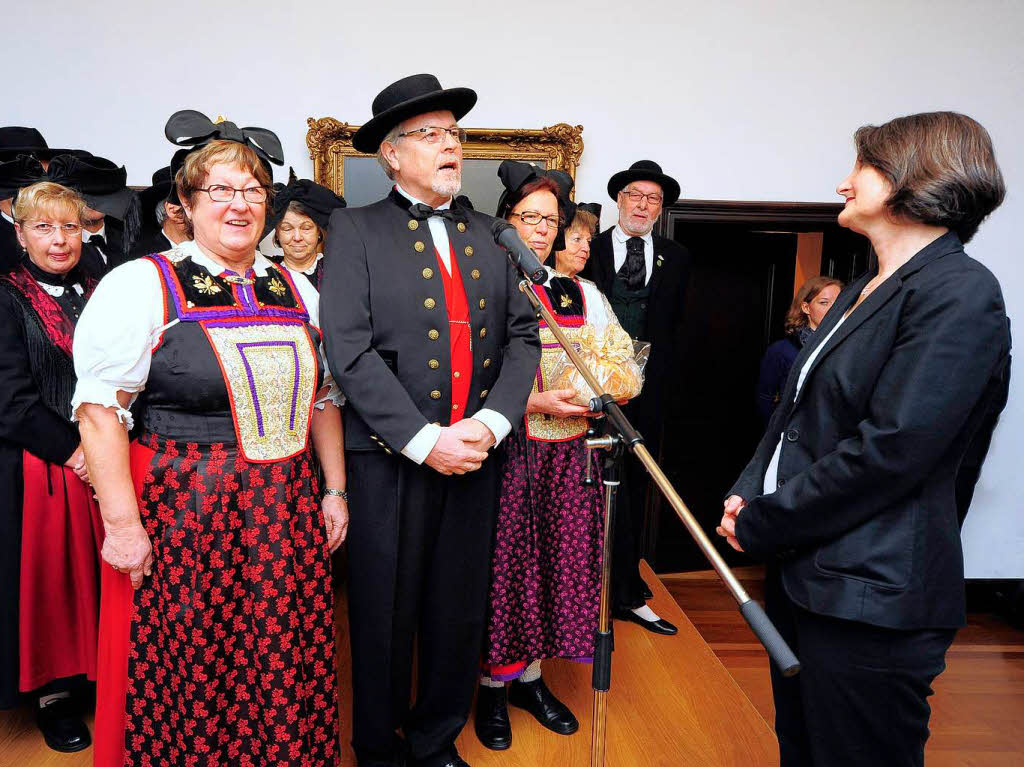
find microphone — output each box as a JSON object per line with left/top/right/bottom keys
{"left": 490, "top": 219, "right": 548, "bottom": 284}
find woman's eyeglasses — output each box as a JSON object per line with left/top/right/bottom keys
{"left": 511, "top": 211, "right": 563, "bottom": 228}
{"left": 24, "top": 221, "right": 83, "bottom": 237}
{"left": 197, "top": 184, "right": 270, "bottom": 203}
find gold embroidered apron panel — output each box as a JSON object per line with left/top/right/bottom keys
{"left": 201, "top": 320, "right": 318, "bottom": 463}
{"left": 525, "top": 324, "right": 589, "bottom": 442}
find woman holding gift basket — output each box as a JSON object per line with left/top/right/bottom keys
{"left": 474, "top": 161, "right": 644, "bottom": 751}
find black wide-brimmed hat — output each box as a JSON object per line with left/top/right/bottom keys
{"left": 164, "top": 110, "right": 284, "bottom": 205}
{"left": 139, "top": 166, "right": 173, "bottom": 217}
{"left": 266, "top": 168, "right": 347, "bottom": 235}
{"left": 0, "top": 126, "right": 74, "bottom": 161}
{"left": 576, "top": 202, "right": 602, "bottom": 221}
{"left": 352, "top": 74, "right": 477, "bottom": 154}
{"left": 607, "top": 160, "right": 680, "bottom": 205}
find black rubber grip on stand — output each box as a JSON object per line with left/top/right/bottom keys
{"left": 740, "top": 600, "right": 800, "bottom": 677}
{"left": 592, "top": 630, "right": 613, "bottom": 691}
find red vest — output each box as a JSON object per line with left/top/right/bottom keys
{"left": 437, "top": 243, "right": 472, "bottom": 423}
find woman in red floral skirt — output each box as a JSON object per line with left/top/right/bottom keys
{"left": 74, "top": 113, "right": 347, "bottom": 766}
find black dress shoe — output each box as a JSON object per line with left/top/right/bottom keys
{"left": 508, "top": 677, "right": 579, "bottom": 735}
{"left": 37, "top": 698, "right": 91, "bottom": 753}
{"left": 474, "top": 684, "right": 511, "bottom": 750}
{"left": 613, "top": 608, "right": 678, "bottom": 636}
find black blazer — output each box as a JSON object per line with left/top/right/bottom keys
{"left": 320, "top": 189, "right": 540, "bottom": 453}
{"left": 730, "top": 232, "right": 1011, "bottom": 630}
{"left": 582, "top": 227, "right": 692, "bottom": 428}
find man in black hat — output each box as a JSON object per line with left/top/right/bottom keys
{"left": 131, "top": 166, "right": 188, "bottom": 258}
{"left": 320, "top": 74, "right": 540, "bottom": 767}
{"left": 581, "top": 160, "right": 692, "bottom": 636}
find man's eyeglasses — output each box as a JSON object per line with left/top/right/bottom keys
{"left": 397, "top": 126, "right": 468, "bottom": 145}
{"left": 511, "top": 211, "right": 563, "bottom": 228}
{"left": 620, "top": 189, "right": 664, "bottom": 206}
{"left": 197, "top": 184, "right": 270, "bottom": 203}
{"left": 24, "top": 221, "right": 83, "bottom": 237}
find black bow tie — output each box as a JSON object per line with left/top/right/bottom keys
{"left": 408, "top": 202, "right": 467, "bottom": 225}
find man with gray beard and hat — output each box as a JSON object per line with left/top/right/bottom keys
{"left": 319, "top": 74, "right": 540, "bottom": 767}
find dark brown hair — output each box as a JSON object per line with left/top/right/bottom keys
{"left": 785, "top": 275, "right": 844, "bottom": 335}
{"left": 854, "top": 111, "right": 1005, "bottom": 243}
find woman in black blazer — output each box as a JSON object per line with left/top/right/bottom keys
{"left": 718, "top": 112, "right": 1010, "bottom": 767}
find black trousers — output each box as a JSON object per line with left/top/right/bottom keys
{"left": 766, "top": 569, "right": 956, "bottom": 767}
{"left": 346, "top": 450, "right": 500, "bottom": 767}
{"left": 611, "top": 398, "right": 657, "bottom": 611}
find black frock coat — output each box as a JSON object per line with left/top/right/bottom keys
{"left": 320, "top": 188, "right": 540, "bottom": 453}
{"left": 582, "top": 227, "right": 692, "bottom": 436}
{"left": 730, "top": 232, "right": 1011, "bottom": 630}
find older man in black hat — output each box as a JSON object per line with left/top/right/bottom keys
{"left": 581, "top": 160, "right": 692, "bottom": 636}
{"left": 320, "top": 74, "right": 540, "bottom": 767}
{"left": 130, "top": 166, "right": 188, "bottom": 258}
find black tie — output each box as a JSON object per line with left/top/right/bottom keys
{"left": 619, "top": 236, "right": 646, "bottom": 290}
{"left": 89, "top": 234, "right": 107, "bottom": 251}
{"left": 408, "top": 202, "right": 467, "bottom": 225}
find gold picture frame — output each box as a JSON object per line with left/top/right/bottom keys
{"left": 305, "top": 118, "right": 584, "bottom": 210}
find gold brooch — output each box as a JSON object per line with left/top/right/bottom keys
{"left": 192, "top": 274, "right": 221, "bottom": 295}
{"left": 560, "top": 294, "right": 573, "bottom": 308}
{"left": 268, "top": 277, "right": 287, "bottom": 297}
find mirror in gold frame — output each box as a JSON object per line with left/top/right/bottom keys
{"left": 306, "top": 118, "right": 584, "bottom": 213}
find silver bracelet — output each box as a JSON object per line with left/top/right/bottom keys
{"left": 323, "top": 487, "right": 349, "bottom": 501}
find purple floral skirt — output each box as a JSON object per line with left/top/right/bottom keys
{"left": 483, "top": 427, "right": 604, "bottom": 677}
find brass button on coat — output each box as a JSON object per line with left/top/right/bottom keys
{"left": 422, "top": 267, "right": 433, "bottom": 279}
{"left": 479, "top": 327, "right": 487, "bottom": 339}
{"left": 453, "top": 371, "right": 461, "bottom": 378}
{"left": 428, "top": 359, "right": 440, "bottom": 369}
{"left": 471, "top": 269, "right": 481, "bottom": 280}
{"left": 428, "top": 329, "right": 440, "bottom": 340}
{"left": 424, "top": 298, "right": 436, "bottom": 309}
{"left": 408, "top": 220, "right": 419, "bottom": 230}
{"left": 430, "top": 390, "right": 442, "bottom": 400}
{"left": 480, "top": 389, "right": 489, "bottom": 398}
{"left": 478, "top": 299, "right": 486, "bottom": 309}
{"left": 464, "top": 246, "right": 474, "bottom": 257}
{"left": 414, "top": 241, "right": 426, "bottom": 253}
{"left": 457, "top": 222, "right": 467, "bottom": 232}
{"left": 483, "top": 358, "right": 491, "bottom": 368}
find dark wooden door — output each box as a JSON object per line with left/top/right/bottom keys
{"left": 642, "top": 201, "right": 870, "bottom": 572}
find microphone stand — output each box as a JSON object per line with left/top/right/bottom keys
{"left": 515, "top": 279, "right": 800, "bottom": 767}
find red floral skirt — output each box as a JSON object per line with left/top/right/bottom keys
{"left": 19, "top": 451, "right": 104, "bottom": 691}
{"left": 94, "top": 435, "right": 339, "bottom": 767}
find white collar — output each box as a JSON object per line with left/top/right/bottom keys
{"left": 294, "top": 252, "right": 323, "bottom": 275}
{"left": 1, "top": 210, "right": 13, "bottom": 225}
{"left": 613, "top": 224, "right": 653, "bottom": 248}
{"left": 394, "top": 184, "right": 451, "bottom": 211}
{"left": 83, "top": 223, "right": 107, "bottom": 241}
{"left": 175, "top": 239, "right": 276, "bottom": 276}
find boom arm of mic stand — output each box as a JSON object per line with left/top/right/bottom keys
{"left": 518, "top": 280, "right": 800, "bottom": 677}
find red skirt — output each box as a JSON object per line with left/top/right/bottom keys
{"left": 94, "top": 436, "right": 339, "bottom": 767}
{"left": 19, "top": 450, "right": 104, "bottom": 692}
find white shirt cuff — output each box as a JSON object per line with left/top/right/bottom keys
{"left": 473, "top": 409, "right": 512, "bottom": 447}
{"left": 401, "top": 422, "right": 442, "bottom": 464}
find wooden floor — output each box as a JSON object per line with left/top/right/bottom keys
{"left": 4, "top": 565, "right": 1024, "bottom": 765}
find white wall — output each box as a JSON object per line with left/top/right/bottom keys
{"left": 10, "top": 0, "right": 1023, "bottom": 576}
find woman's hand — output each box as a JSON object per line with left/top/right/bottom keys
{"left": 717, "top": 495, "right": 746, "bottom": 552}
{"left": 527, "top": 388, "right": 593, "bottom": 418}
{"left": 101, "top": 522, "right": 153, "bottom": 589}
{"left": 322, "top": 495, "right": 349, "bottom": 553}
{"left": 64, "top": 445, "right": 90, "bottom": 485}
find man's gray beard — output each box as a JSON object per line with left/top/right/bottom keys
{"left": 621, "top": 217, "right": 655, "bottom": 236}
{"left": 432, "top": 171, "right": 462, "bottom": 198}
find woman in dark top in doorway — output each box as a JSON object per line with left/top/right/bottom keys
{"left": 756, "top": 276, "right": 843, "bottom": 426}
{"left": 717, "top": 112, "right": 1010, "bottom": 767}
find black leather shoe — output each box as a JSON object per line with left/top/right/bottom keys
{"left": 37, "top": 698, "right": 91, "bottom": 753}
{"left": 508, "top": 677, "right": 579, "bottom": 735}
{"left": 474, "top": 684, "right": 511, "bottom": 750}
{"left": 613, "top": 608, "right": 678, "bottom": 636}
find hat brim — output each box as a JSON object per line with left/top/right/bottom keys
{"left": 352, "top": 88, "right": 477, "bottom": 154}
{"left": 139, "top": 181, "right": 173, "bottom": 224}
{"left": 0, "top": 147, "right": 76, "bottom": 162}
{"left": 607, "top": 170, "right": 680, "bottom": 206}
{"left": 81, "top": 188, "right": 136, "bottom": 220}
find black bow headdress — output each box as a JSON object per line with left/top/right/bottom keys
{"left": 164, "top": 110, "right": 284, "bottom": 205}
{"left": 495, "top": 160, "right": 576, "bottom": 252}
{"left": 266, "top": 167, "right": 347, "bottom": 235}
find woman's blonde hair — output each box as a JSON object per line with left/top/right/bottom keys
{"left": 13, "top": 181, "right": 86, "bottom": 225}
{"left": 565, "top": 208, "right": 598, "bottom": 239}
